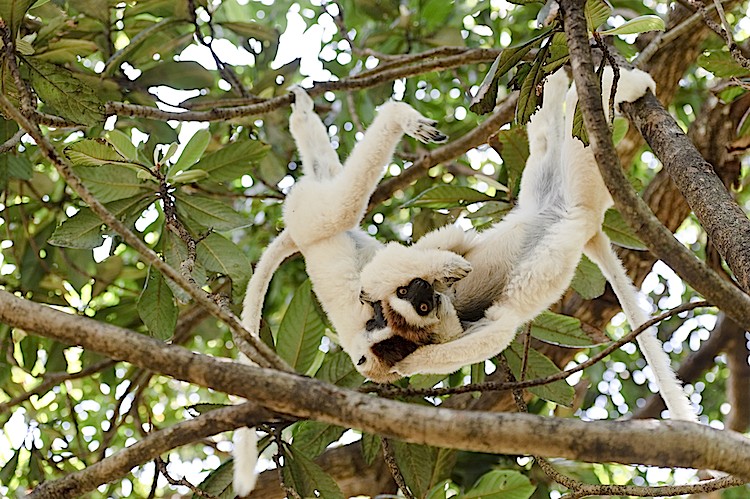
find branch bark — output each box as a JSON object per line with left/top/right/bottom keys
{"left": 4, "top": 290, "right": 750, "bottom": 486}
{"left": 558, "top": 0, "right": 750, "bottom": 334}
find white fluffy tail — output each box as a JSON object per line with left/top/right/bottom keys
{"left": 585, "top": 232, "right": 697, "bottom": 422}
{"left": 241, "top": 230, "right": 298, "bottom": 334}
{"left": 233, "top": 424, "right": 259, "bottom": 496}
{"left": 234, "top": 231, "right": 297, "bottom": 496}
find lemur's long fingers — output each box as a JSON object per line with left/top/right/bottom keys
{"left": 407, "top": 118, "right": 448, "bottom": 144}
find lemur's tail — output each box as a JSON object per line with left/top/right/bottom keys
{"left": 234, "top": 230, "right": 298, "bottom": 496}
{"left": 241, "top": 230, "right": 298, "bottom": 334}
{"left": 584, "top": 231, "right": 697, "bottom": 422}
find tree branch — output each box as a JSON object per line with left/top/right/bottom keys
{"left": 558, "top": 0, "right": 750, "bottom": 334}
{"left": 4, "top": 290, "right": 750, "bottom": 483}
{"left": 28, "top": 402, "right": 272, "bottom": 499}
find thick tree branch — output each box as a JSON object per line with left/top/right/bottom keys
{"left": 620, "top": 93, "right": 750, "bottom": 293}
{"left": 558, "top": 0, "right": 750, "bottom": 334}
{"left": 104, "top": 48, "right": 500, "bottom": 122}
{"left": 29, "top": 403, "right": 272, "bottom": 499}
{"left": 3, "top": 290, "right": 750, "bottom": 483}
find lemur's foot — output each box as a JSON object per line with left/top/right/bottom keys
{"left": 406, "top": 117, "right": 448, "bottom": 144}
{"left": 290, "top": 85, "right": 314, "bottom": 113}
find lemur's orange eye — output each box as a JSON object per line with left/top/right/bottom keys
{"left": 397, "top": 287, "right": 408, "bottom": 298}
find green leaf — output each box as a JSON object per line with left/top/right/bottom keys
{"left": 196, "top": 233, "right": 252, "bottom": 298}
{"left": 504, "top": 340, "right": 574, "bottom": 406}
{"left": 698, "top": 50, "right": 749, "bottom": 78}
{"left": 465, "top": 201, "right": 513, "bottom": 221}
{"left": 469, "top": 29, "right": 554, "bottom": 115}
{"left": 138, "top": 60, "right": 215, "bottom": 90}
{"left": 572, "top": 101, "right": 589, "bottom": 145}
{"left": 611, "top": 116, "right": 629, "bottom": 145}
{"left": 531, "top": 310, "right": 605, "bottom": 347}
{"left": 0, "top": 449, "right": 19, "bottom": 485}
{"left": 391, "top": 441, "right": 456, "bottom": 498}
{"left": 598, "top": 15, "right": 665, "bottom": 36}
{"left": 585, "top": 0, "right": 613, "bottom": 31}
{"left": 602, "top": 208, "right": 646, "bottom": 250}
{"left": 105, "top": 130, "right": 140, "bottom": 162}
{"left": 515, "top": 45, "right": 548, "bottom": 125}
{"left": 138, "top": 266, "right": 178, "bottom": 340}
{"left": 571, "top": 254, "right": 606, "bottom": 299}
{"left": 402, "top": 185, "right": 494, "bottom": 209}
{"left": 282, "top": 444, "right": 345, "bottom": 499}
{"left": 542, "top": 32, "right": 569, "bottom": 72}
{"left": 161, "top": 229, "right": 207, "bottom": 302}
{"left": 173, "top": 191, "right": 249, "bottom": 231}
{"left": 316, "top": 350, "right": 365, "bottom": 388}
{"left": 20, "top": 335, "right": 38, "bottom": 369}
{"left": 194, "top": 459, "right": 234, "bottom": 499}
{"left": 48, "top": 194, "right": 153, "bottom": 249}
{"left": 0, "top": 0, "right": 35, "bottom": 38}
{"left": 65, "top": 138, "right": 141, "bottom": 167}
{"left": 73, "top": 165, "right": 152, "bottom": 203}
{"left": 218, "top": 21, "right": 279, "bottom": 40}
{"left": 276, "top": 280, "right": 326, "bottom": 373}
{"left": 21, "top": 56, "right": 104, "bottom": 125}
{"left": 494, "top": 127, "right": 529, "bottom": 195}
{"left": 292, "top": 421, "right": 346, "bottom": 459}
{"left": 36, "top": 39, "right": 99, "bottom": 64}
{"left": 170, "top": 128, "right": 210, "bottom": 173}
{"left": 190, "top": 139, "right": 270, "bottom": 182}
{"left": 45, "top": 340, "right": 68, "bottom": 372}
{"left": 361, "top": 433, "right": 381, "bottom": 466}
{"left": 462, "top": 470, "right": 536, "bottom": 499}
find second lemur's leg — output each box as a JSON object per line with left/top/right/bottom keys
{"left": 289, "top": 86, "right": 343, "bottom": 179}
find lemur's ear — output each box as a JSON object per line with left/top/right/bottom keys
{"left": 371, "top": 336, "right": 419, "bottom": 366}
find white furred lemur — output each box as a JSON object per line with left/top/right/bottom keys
{"left": 234, "top": 69, "right": 696, "bottom": 495}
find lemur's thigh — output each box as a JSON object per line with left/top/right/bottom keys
{"left": 289, "top": 87, "right": 343, "bottom": 179}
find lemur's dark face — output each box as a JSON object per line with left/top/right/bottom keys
{"left": 354, "top": 279, "right": 463, "bottom": 383}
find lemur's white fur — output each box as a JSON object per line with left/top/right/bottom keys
{"left": 234, "top": 70, "right": 697, "bottom": 493}
{"left": 359, "top": 68, "right": 695, "bottom": 423}
{"left": 233, "top": 88, "right": 446, "bottom": 495}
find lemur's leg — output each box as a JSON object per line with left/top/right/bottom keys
{"left": 289, "top": 86, "right": 343, "bottom": 179}
{"left": 285, "top": 100, "right": 445, "bottom": 248}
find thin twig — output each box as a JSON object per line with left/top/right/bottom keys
{"left": 155, "top": 456, "right": 218, "bottom": 498}
{"left": 381, "top": 438, "right": 416, "bottom": 499}
{"left": 363, "top": 300, "right": 711, "bottom": 398}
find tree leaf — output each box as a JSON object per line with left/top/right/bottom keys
{"left": 603, "top": 208, "right": 646, "bottom": 250}
{"left": 316, "top": 350, "right": 365, "bottom": 388}
{"left": 138, "top": 60, "right": 215, "bottom": 90}
{"left": 195, "top": 232, "right": 252, "bottom": 298}
{"left": 0, "top": 449, "right": 19, "bottom": 485}
{"left": 73, "top": 165, "right": 152, "bottom": 203}
{"left": 190, "top": 139, "right": 270, "bottom": 182}
{"left": 65, "top": 138, "right": 142, "bottom": 168}
{"left": 571, "top": 101, "right": 589, "bottom": 145}
{"left": 170, "top": 128, "right": 210, "bottom": 173}
{"left": 462, "top": 470, "right": 536, "bottom": 499}
{"left": 361, "top": 433, "right": 381, "bottom": 466}
{"left": 0, "top": 0, "right": 35, "bottom": 38}
{"left": 585, "top": 0, "right": 613, "bottom": 31}
{"left": 48, "top": 194, "right": 153, "bottom": 249}
{"left": 504, "top": 340, "right": 574, "bottom": 406}
{"left": 292, "top": 421, "right": 346, "bottom": 459}
{"left": 282, "top": 444, "right": 345, "bottom": 499}
{"left": 276, "top": 280, "right": 326, "bottom": 373}
{"left": 391, "top": 441, "right": 456, "bottom": 498}
{"left": 531, "top": 310, "right": 605, "bottom": 347}
{"left": 194, "top": 459, "right": 234, "bottom": 499}
{"left": 138, "top": 266, "right": 177, "bottom": 340}
{"left": 515, "top": 45, "right": 548, "bottom": 125}
{"left": 598, "top": 15, "right": 665, "bottom": 36}
{"left": 21, "top": 56, "right": 104, "bottom": 125}
{"left": 493, "top": 126, "right": 529, "bottom": 195}
{"left": 470, "top": 29, "right": 554, "bottom": 115}
{"left": 173, "top": 191, "right": 249, "bottom": 231}
{"left": 402, "top": 185, "right": 494, "bottom": 209}
{"left": 571, "top": 254, "right": 607, "bottom": 299}
{"left": 698, "top": 50, "right": 749, "bottom": 79}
